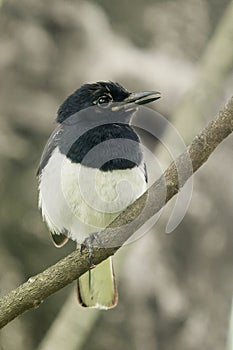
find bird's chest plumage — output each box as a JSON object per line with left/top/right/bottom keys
{"left": 38, "top": 147, "right": 147, "bottom": 243}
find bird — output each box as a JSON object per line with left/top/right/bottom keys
{"left": 37, "top": 81, "right": 161, "bottom": 309}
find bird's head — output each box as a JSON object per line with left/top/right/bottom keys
{"left": 57, "top": 81, "right": 161, "bottom": 123}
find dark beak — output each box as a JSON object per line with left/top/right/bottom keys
{"left": 111, "top": 90, "right": 161, "bottom": 112}
{"left": 124, "top": 91, "right": 161, "bottom": 105}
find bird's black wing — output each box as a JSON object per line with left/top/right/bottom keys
{"left": 37, "top": 125, "right": 63, "bottom": 176}
{"left": 37, "top": 108, "right": 96, "bottom": 176}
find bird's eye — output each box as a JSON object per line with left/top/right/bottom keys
{"left": 96, "top": 95, "right": 112, "bottom": 106}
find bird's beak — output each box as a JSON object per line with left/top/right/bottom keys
{"left": 124, "top": 91, "right": 161, "bottom": 106}
{"left": 111, "top": 90, "right": 161, "bottom": 112}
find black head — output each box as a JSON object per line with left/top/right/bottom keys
{"left": 56, "top": 81, "right": 161, "bottom": 123}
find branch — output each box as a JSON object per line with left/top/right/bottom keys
{"left": 0, "top": 96, "right": 232, "bottom": 329}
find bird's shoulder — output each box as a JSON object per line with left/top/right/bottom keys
{"left": 37, "top": 125, "right": 63, "bottom": 176}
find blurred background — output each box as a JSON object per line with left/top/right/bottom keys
{"left": 0, "top": 0, "right": 233, "bottom": 349}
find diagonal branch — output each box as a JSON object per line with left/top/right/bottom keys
{"left": 0, "top": 96, "right": 232, "bottom": 329}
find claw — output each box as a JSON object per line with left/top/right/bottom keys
{"left": 80, "top": 233, "right": 103, "bottom": 268}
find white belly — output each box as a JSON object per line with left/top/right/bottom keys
{"left": 38, "top": 148, "right": 147, "bottom": 243}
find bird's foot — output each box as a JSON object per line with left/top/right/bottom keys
{"left": 80, "top": 233, "right": 103, "bottom": 268}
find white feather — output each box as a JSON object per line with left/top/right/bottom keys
{"left": 38, "top": 147, "right": 147, "bottom": 243}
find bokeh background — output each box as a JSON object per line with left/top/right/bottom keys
{"left": 0, "top": 0, "right": 233, "bottom": 349}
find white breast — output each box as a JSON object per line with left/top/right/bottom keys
{"left": 38, "top": 148, "right": 147, "bottom": 243}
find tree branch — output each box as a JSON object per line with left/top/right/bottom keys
{"left": 0, "top": 96, "right": 232, "bottom": 329}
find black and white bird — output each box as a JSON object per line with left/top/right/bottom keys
{"left": 37, "top": 81, "right": 161, "bottom": 309}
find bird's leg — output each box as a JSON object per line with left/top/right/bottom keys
{"left": 80, "top": 233, "right": 104, "bottom": 268}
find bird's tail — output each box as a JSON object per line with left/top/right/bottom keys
{"left": 77, "top": 257, "right": 118, "bottom": 309}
